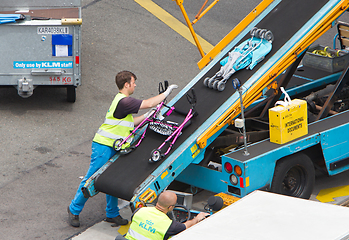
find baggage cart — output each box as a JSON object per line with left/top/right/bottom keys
{"left": 0, "top": 0, "right": 82, "bottom": 102}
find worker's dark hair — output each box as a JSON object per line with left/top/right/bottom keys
{"left": 115, "top": 70, "right": 137, "bottom": 90}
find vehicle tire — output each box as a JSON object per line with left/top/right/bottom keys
{"left": 271, "top": 153, "right": 315, "bottom": 199}
{"left": 113, "top": 138, "right": 123, "bottom": 151}
{"left": 67, "top": 86, "right": 76, "bottom": 103}
{"left": 149, "top": 149, "right": 162, "bottom": 162}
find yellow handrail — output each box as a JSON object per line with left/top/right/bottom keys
{"left": 173, "top": 0, "right": 221, "bottom": 58}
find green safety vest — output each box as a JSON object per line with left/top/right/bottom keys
{"left": 125, "top": 207, "right": 173, "bottom": 240}
{"left": 93, "top": 93, "right": 134, "bottom": 148}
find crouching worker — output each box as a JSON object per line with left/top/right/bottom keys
{"left": 124, "top": 191, "right": 209, "bottom": 240}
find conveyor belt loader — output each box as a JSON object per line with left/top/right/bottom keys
{"left": 83, "top": 0, "right": 349, "bottom": 208}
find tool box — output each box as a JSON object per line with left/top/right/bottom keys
{"left": 303, "top": 44, "right": 349, "bottom": 73}
{"left": 0, "top": 0, "right": 82, "bottom": 102}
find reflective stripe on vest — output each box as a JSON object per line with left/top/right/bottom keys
{"left": 103, "top": 118, "right": 134, "bottom": 127}
{"left": 93, "top": 93, "right": 134, "bottom": 148}
{"left": 126, "top": 229, "right": 152, "bottom": 240}
{"left": 95, "top": 129, "right": 133, "bottom": 144}
{"left": 125, "top": 207, "right": 172, "bottom": 240}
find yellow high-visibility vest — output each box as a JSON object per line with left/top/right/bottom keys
{"left": 125, "top": 207, "right": 172, "bottom": 240}
{"left": 93, "top": 93, "right": 134, "bottom": 148}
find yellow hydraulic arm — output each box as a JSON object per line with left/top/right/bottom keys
{"left": 173, "top": 0, "right": 220, "bottom": 58}
{"left": 196, "top": 0, "right": 349, "bottom": 149}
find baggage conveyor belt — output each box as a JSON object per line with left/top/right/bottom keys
{"left": 95, "top": 0, "right": 331, "bottom": 201}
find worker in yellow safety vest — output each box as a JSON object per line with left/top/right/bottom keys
{"left": 68, "top": 71, "right": 178, "bottom": 228}
{"left": 125, "top": 191, "right": 209, "bottom": 240}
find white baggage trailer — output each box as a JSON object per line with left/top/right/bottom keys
{"left": 173, "top": 191, "right": 349, "bottom": 240}
{"left": 0, "top": 0, "right": 82, "bottom": 102}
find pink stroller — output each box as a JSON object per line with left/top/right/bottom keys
{"left": 112, "top": 81, "right": 197, "bottom": 163}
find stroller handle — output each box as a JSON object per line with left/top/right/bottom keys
{"left": 186, "top": 88, "right": 197, "bottom": 105}
{"left": 158, "top": 80, "right": 169, "bottom": 94}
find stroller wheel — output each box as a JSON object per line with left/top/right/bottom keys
{"left": 208, "top": 78, "right": 216, "bottom": 88}
{"left": 264, "top": 30, "right": 274, "bottom": 42}
{"left": 150, "top": 149, "right": 162, "bottom": 162}
{"left": 217, "top": 81, "right": 226, "bottom": 92}
{"left": 113, "top": 138, "right": 123, "bottom": 151}
{"left": 259, "top": 29, "right": 267, "bottom": 39}
{"left": 212, "top": 80, "right": 220, "bottom": 90}
{"left": 203, "top": 77, "right": 210, "bottom": 87}
{"left": 255, "top": 28, "right": 262, "bottom": 38}
{"left": 250, "top": 27, "right": 258, "bottom": 37}
{"left": 120, "top": 147, "right": 133, "bottom": 155}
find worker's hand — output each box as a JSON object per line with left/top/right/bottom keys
{"left": 195, "top": 212, "right": 210, "bottom": 223}
{"left": 162, "top": 84, "right": 178, "bottom": 97}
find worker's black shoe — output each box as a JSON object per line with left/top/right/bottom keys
{"left": 106, "top": 215, "right": 128, "bottom": 226}
{"left": 67, "top": 206, "right": 80, "bottom": 227}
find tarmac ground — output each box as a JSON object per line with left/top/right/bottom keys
{"left": 1, "top": 0, "right": 349, "bottom": 239}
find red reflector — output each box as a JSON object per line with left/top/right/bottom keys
{"left": 239, "top": 177, "right": 244, "bottom": 188}
{"left": 224, "top": 162, "right": 233, "bottom": 173}
{"left": 75, "top": 56, "right": 80, "bottom": 64}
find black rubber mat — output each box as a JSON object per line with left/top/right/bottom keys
{"left": 95, "top": 0, "right": 330, "bottom": 201}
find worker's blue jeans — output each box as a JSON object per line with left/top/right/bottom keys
{"left": 69, "top": 141, "right": 120, "bottom": 218}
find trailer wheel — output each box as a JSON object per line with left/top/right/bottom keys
{"left": 271, "top": 153, "right": 315, "bottom": 199}
{"left": 67, "top": 86, "right": 76, "bottom": 103}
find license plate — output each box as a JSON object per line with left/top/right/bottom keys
{"left": 37, "top": 27, "right": 69, "bottom": 34}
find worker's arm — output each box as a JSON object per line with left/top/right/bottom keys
{"left": 134, "top": 93, "right": 165, "bottom": 125}
{"left": 139, "top": 84, "right": 178, "bottom": 109}
{"left": 183, "top": 212, "right": 209, "bottom": 229}
{"left": 133, "top": 116, "right": 143, "bottom": 126}
{"left": 133, "top": 112, "right": 151, "bottom": 126}
{"left": 134, "top": 84, "right": 178, "bottom": 126}
{"left": 139, "top": 93, "right": 166, "bottom": 109}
